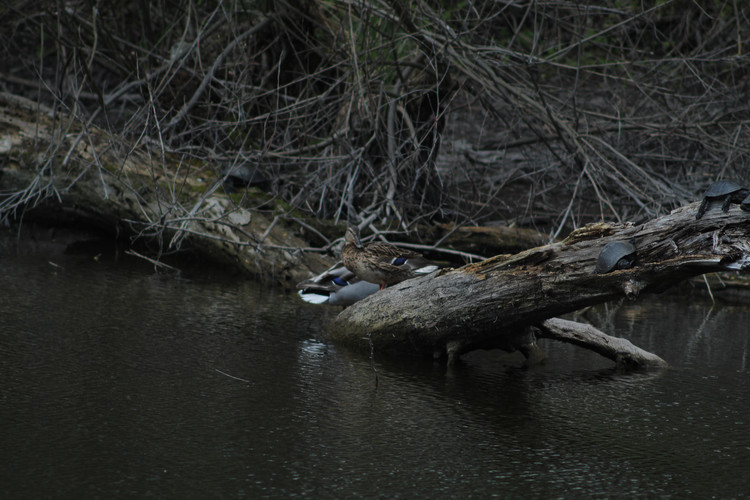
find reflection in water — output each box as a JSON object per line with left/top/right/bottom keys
{"left": 1, "top": 228, "right": 750, "bottom": 497}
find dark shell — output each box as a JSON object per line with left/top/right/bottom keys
{"left": 703, "top": 180, "right": 743, "bottom": 198}
{"left": 696, "top": 180, "right": 750, "bottom": 219}
{"left": 595, "top": 240, "right": 637, "bottom": 274}
{"left": 222, "top": 164, "right": 270, "bottom": 191}
{"left": 742, "top": 193, "right": 750, "bottom": 212}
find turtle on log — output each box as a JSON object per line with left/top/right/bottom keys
{"left": 594, "top": 240, "right": 637, "bottom": 274}
{"left": 695, "top": 180, "right": 749, "bottom": 220}
{"left": 222, "top": 164, "right": 271, "bottom": 192}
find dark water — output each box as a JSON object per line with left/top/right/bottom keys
{"left": 2, "top": 228, "right": 750, "bottom": 498}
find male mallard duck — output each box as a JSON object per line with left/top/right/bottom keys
{"left": 342, "top": 227, "right": 438, "bottom": 289}
{"left": 296, "top": 261, "right": 380, "bottom": 307}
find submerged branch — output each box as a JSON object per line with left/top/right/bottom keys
{"left": 536, "top": 318, "right": 668, "bottom": 369}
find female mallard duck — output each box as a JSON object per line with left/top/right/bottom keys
{"left": 342, "top": 227, "right": 438, "bottom": 289}
{"left": 296, "top": 261, "right": 380, "bottom": 307}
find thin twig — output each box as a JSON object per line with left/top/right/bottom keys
{"left": 125, "top": 249, "right": 180, "bottom": 271}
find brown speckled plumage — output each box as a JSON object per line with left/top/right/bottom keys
{"left": 341, "top": 228, "right": 437, "bottom": 289}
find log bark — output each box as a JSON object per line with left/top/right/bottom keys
{"left": 331, "top": 205, "right": 750, "bottom": 365}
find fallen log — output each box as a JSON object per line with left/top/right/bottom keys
{"left": 0, "top": 92, "right": 331, "bottom": 285}
{"left": 0, "top": 93, "right": 742, "bottom": 369}
{"left": 330, "top": 204, "right": 750, "bottom": 366}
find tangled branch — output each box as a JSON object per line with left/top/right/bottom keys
{"left": 2, "top": 0, "right": 750, "bottom": 248}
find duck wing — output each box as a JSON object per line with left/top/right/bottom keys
{"left": 296, "top": 262, "right": 356, "bottom": 291}
{"left": 362, "top": 241, "right": 421, "bottom": 261}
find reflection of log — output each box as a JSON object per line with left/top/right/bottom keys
{"left": 331, "top": 204, "right": 750, "bottom": 366}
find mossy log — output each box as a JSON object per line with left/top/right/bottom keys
{"left": 331, "top": 204, "right": 750, "bottom": 366}
{"left": 0, "top": 92, "right": 330, "bottom": 285}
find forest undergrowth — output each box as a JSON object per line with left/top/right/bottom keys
{"left": 2, "top": 0, "right": 749, "bottom": 250}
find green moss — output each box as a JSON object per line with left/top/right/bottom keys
{"left": 102, "top": 163, "right": 120, "bottom": 174}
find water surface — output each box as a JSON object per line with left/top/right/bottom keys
{"left": 1, "top": 228, "right": 749, "bottom": 498}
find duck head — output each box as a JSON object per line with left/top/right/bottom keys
{"left": 344, "top": 227, "right": 363, "bottom": 248}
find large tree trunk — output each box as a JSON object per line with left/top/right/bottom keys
{"left": 330, "top": 204, "right": 750, "bottom": 366}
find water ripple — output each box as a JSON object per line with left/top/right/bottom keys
{"left": 2, "top": 233, "right": 750, "bottom": 498}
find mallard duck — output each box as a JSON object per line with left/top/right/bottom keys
{"left": 342, "top": 227, "right": 438, "bottom": 289}
{"left": 296, "top": 261, "right": 380, "bottom": 307}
